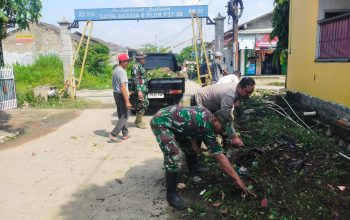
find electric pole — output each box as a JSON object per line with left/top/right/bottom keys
{"left": 227, "top": 0, "right": 244, "bottom": 71}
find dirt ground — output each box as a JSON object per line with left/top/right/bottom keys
{"left": 0, "top": 108, "right": 171, "bottom": 220}
{"left": 0, "top": 109, "right": 79, "bottom": 150}
{"left": 253, "top": 75, "right": 285, "bottom": 90}
{"left": 0, "top": 80, "right": 205, "bottom": 220}
{"left": 0, "top": 78, "right": 285, "bottom": 220}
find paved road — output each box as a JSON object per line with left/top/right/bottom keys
{"left": 0, "top": 80, "right": 200, "bottom": 220}
{"left": 0, "top": 79, "right": 283, "bottom": 220}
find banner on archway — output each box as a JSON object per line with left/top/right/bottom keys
{"left": 75, "top": 5, "right": 208, "bottom": 21}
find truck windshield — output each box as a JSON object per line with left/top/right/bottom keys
{"left": 144, "top": 56, "right": 173, "bottom": 70}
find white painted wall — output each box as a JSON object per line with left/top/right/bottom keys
{"left": 4, "top": 51, "right": 61, "bottom": 66}
{"left": 318, "top": 0, "right": 350, "bottom": 20}
{"left": 238, "top": 35, "right": 256, "bottom": 50}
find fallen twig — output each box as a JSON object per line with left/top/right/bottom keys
{"left": 281, "top": 96, "right": 314, "bottom": 133}
{"left": 339, "top": 152, "right": 350, "bottom": 161}
{"left": 266, "top": 106, "right": 303, "bottom": 128}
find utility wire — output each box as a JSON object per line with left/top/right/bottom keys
{"left": 157, "top": 23, "right": 192, "bottom": 44}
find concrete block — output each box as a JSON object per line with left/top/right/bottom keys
{"left": 286, "top": 91, "right": 350, "bottom": 124}
{"left": 33, "top": 86, "right": 57, "bottom": 101}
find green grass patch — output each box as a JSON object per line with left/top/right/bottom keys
{"left": 14, "top": 54, "right": 64, "bottom": 94}
{"left": 13, "top": 55, "right": 112, "bottom": 108}
{"left": 268, "top": 81, "right": 285, "bottom": 86}
{"left": 178, "top": 93, "right": 349, "bottom": 220}
{"left": 31, "top": 98, "right": 99, "bottom": 109}
{"left": 76, "top": 66, "right": 112, "bottom": 90}
{"left": 14, "top": 55, "right": 64, "bottom": 107}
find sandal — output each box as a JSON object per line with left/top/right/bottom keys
{"left": 122, "top": 135, "right": 131, "bottom": 140}
{"left": 108, "top": 134, "right": 122, "bottom": 143}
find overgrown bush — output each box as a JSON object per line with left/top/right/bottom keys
{"left": 77, "top": 65, "right": 113, "bottom": 90}
{"left": 76, "top": 43, "right": 112, "bottom": 77}
{"left": 14, "top": 54, "right": 63, "bottom": 106}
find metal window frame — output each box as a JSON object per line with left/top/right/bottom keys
{"left": 316, "top": 12, "right": 350, "bottom": 62}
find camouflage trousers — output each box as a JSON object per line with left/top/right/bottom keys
{"left": 150, "top": 121, "right": 194, "bottom": 172}
{"left": 134, "top": 93, "right": 149, "bottom": 114}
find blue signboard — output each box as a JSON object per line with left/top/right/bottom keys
{"left": 74, "top": 5, "right": 208, "bottom": 21}
{"left": 246, "top": 64, "right": 256, "bottom": 75}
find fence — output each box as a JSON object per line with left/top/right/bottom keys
{"left": 0, "top": 67, "right": 17, "bottom": 111}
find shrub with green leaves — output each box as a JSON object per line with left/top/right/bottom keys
{"left": 14, "top": 54, "right": 112, "bottom": 107}
{"left": 76, "top": 43, "right": 112, "bottom": 77}
{"left": 14, "top": 54, "right": 63, "bottom": 106}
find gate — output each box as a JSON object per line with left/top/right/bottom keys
{"left": 0, "top": 67, "right": 17, "bottom": 111}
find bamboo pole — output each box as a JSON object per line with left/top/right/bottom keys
{"left": 77, "top": 21, "right": 94, "bottom": 89}
{"left": 191, "top": 13, "right": 201, "bottom": 83}
{"left": 196, "top": 15, "right": 212, "bottom": 80}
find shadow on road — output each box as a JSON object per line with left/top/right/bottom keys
{"left": 0, "top": 111, "right": 12, "bottom": 131}
{"left": 0, "top": 111, "right": 24, "bottom": 147}
{"left": 93, "top": 129, "right": 110, "bottom": 138}
{"left": 59, "top": 158, "right": 169, "bottom": 220}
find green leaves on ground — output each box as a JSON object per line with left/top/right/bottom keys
{"left": 179, "top": 92, "right": 349, "bottom": 219}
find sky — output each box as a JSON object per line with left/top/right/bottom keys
{"left": 41, "top": 0, "right": 274, "bottom": 52}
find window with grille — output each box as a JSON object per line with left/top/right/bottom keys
{"left": 317, "top": 12, "right": 350, "bottom": 62}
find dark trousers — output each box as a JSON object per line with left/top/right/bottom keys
{"left": 111, "top": 92, "right": 130, "bottom": 137}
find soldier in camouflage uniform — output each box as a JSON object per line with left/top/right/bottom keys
{"left": 150, "top": 105, "right": 251, "bottom": 210}
{"left": 131, "top": 53, "right": 149, "bottom": 129}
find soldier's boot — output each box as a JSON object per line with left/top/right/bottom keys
{"left": 186, "top": 154, "right": 209, "bottom": 174}
{"left": 165, "top": 171, "right": 186, "bottom": 210}
{"left": 134, "top": 113, "right": 140, "bottom": 124}
{"left": 135, "top": 113, "right": 147, "bottom": 129}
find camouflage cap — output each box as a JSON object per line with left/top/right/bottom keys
{"left": 135, "top": 52, "right": 147, "bottom": 59}
{"left": 213, "top": 109, "right": 235, "bottom": 135}
{"left": 214, "top": 109, "right": 232, "bottom": 125}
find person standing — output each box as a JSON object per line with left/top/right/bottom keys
{"left": 131, "top": 53, "right": 149, "bottom": 129}
{"left": 199, "top": 56, "right": 210, "bottom": 87}
{"left": 150, "top": 105, "right": 251, "bottom": 210}
{"left": 210, "top": 51, "right": 224, "bottom": 84}
{"left": 109, "top": 54, "right": 131, "bottom": 142}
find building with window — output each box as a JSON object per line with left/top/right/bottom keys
{"left": 208, "top": 12, "right": 281, "bottom": 75}
{"left": 287, "top": 0, "right": 350, "bottom": 118}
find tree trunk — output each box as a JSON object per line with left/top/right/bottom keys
{"left": 0, "top": 39, "right": 4, "bottom": 67}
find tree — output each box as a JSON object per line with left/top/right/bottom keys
{"left": 0, "top": 0, "right": 42, "bottom": 66}
{"left": 76, "top": 43, "right": 111, "bottom": 76}
{"left": 176, "top": 43, "right": 210, "bottom": 65}
{"left": 270, "top": 0, "right": 289, "bottom": 71}
{"left": 139, "top": 43, "right": 171, "bottom": 54}
{"left": 178, "top": 45, "right": 195, "bottom": 64}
